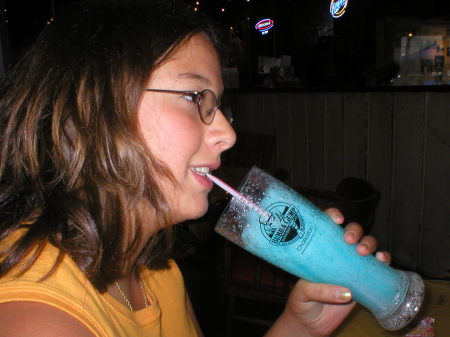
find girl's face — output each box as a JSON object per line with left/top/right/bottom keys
{"left": 138, "top": 33, "right": 236, "bottom": 224}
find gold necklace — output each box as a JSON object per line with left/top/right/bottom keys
{"left": 114, "top": 278, "right": 149, "bottom": 311}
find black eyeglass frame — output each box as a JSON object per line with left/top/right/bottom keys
{"left": 144, "top": 88, "right": 231, "bottom": 125}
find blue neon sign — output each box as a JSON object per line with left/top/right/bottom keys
{"left": 330, "top": 0, "right": 348, "bottom": 18}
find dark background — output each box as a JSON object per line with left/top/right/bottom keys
{"left": 2, "top": 0, "right": 450, "bottom": 87}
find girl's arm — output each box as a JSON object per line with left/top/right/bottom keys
{"left": 0, "top": 301, "right": 96, "bottom": 337}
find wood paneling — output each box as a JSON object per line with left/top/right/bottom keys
{"left": 421, "top": 92, "right": 450, "bottom": 276}
{"left": 226, "top": 90, "right": 450, "bottom": 277}
{"left": 324, "top": 93, "right": 345, "bottom": 189}
{"left": 291, "top": 93, "right": 309, "bottom": 188}
{"left": 391, "top": 92, "right": 426, "bottom": 270}
{"left": 366, "top": 93, "right": 395, "bottom": 252}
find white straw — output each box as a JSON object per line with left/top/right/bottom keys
{"left": 206, "top": 173, "right": 271, "bottom": 219}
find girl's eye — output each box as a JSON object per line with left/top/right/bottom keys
{"left": 182, "top": 93, "right": 199, "bottom": 103}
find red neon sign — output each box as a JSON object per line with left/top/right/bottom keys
{"left": 255, "top": 19, "right": 274, "bottom": 35}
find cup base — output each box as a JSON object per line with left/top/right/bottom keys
{"left": 376, "top": 271, "right": 425, "bottom": 331}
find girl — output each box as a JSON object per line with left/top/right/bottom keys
{"left": 0, "top": 1, "right": 389, "bottom": 336}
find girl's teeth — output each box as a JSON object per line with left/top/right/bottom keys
{"left": 191, "top": 167, "right": 210, "bottom": 176}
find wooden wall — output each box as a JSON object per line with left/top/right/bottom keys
{"left": 225, "top": 90, "right": 450, "bottom": 278}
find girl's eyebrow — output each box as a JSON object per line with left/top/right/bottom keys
{"left": 177, "top": 72, "right": 212, "bottom": 86}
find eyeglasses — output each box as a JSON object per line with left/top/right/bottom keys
{"left": 144, "top": 88, "right": 232, "bottom": 125}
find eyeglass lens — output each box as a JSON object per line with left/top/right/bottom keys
{"left": 199, "top": 90, "right": 217, "bottom": 124}
{"left": 199, "top": 90, "right": 233, "bottom": 124}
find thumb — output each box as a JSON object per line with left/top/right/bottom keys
{"left": 293, "top": 279, "right": 353, "bottom": 304}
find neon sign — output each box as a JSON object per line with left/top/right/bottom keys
{"left": 330, "top": 0, "right": 348, "bottom": 18}
{"left": 255, "top": 19, "right": 274, "bottom": 35}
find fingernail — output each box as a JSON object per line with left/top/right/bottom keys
{"left": 360, "top": 242, "right": 369, "bottom": 252}
{"left": 337, "top": 290, "right": 352, "bottom": 301}
{"left": 376, "top": 251, "right": 388, "bottom": 263}
{"left": 334, "top": 214, "right": 343, "bottom": 223}
{"left": 346, "top": 231, "right": 356, "bottom": 241}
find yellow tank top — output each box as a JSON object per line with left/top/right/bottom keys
{"left": 0, "top": 232, "right": 199, "bottom": 337}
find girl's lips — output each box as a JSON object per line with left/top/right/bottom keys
{"left": 192, "top": 169, "right": 213, "bottom": 189}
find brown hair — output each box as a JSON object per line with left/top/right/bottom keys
{"left": 0, "top": 0, "right": 222, "bottom": 291}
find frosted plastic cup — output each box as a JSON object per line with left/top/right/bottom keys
{"left": 214, "top": 166, "right": 425, "bottom": 331}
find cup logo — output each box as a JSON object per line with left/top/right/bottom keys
{"left": 259, "top": 202, "right": 304, "bottom": 246}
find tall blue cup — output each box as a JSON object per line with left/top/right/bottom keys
{"left": 215, "top": 166, "right": 424, "bottom": 331}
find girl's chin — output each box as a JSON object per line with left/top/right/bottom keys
{"left": 188, "top": 207, "right": 209, "bottom": 221}
{"left": 175, "top": 203, "right": 209, "bottom": 223}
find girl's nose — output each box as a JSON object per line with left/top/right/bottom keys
{"left": 209, "top": 108, "right": 236, "bottom": 152}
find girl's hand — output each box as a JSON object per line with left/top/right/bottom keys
{"left": 326, "top": 208, "right": 391, "bottom": 263}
